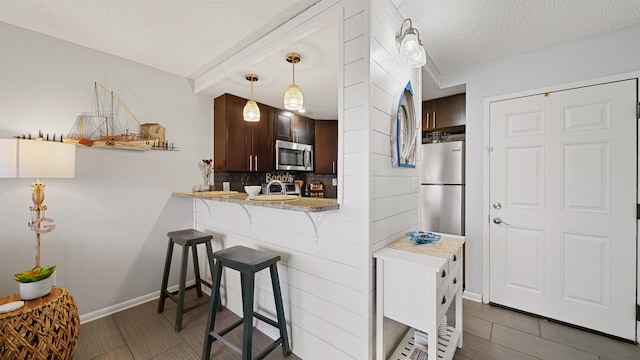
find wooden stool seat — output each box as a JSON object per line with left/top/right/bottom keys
{"left": 202, "top": 246, "right": 291, "bottom": 360}
{"left": 158, "top": 229, "right": 217, "bottom": 332}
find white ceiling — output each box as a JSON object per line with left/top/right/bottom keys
{"left": 2, "top": 0, "right": 640, "bottom": 118}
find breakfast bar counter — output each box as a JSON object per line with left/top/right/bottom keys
{"left": 172, "top": 191, "right": 339, "bottom": 212}
{"left": 172, "top": 189, "right": 355, "bottom": 359}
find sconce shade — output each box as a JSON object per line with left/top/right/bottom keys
{"left": 399, "top": 28, "right": 420, "bottom": 56}
{"left": 243, "top": 74, "right": 261, "bottom": 122}
{"left": 243, "top": 100, "right": 260, "bottom": 122}
{"left": 0, "top": 139, "right": 76, "bottom": 179}
{"left": 283, "top": 84, "right": 304, "bottom": 110}
{"left": 397, "top": 18, "right": 427, "bottom": 68}
{"left": 406, "top": 42, "right": 427, "bottom": 68}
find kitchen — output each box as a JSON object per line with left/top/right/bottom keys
{"left": 2, "top": 1, "right": 640, "bottom": 359}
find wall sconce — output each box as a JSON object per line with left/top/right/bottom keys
{"left": 0, "top": 138, "right": 76, "bottom": 268}
{"left": 283, "top": 53, "right": 304, "bottom": 110}
{"left": 396, "top": 18, "right": 427, "bottom": 68}
{"left": 243, "top": 74, "right": 260, "bottom": 122}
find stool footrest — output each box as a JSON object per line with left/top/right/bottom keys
{"left": 253, "top": 312, "right": 280, "bottom": 329}
{"left": 207, "top": 329, "right": 244, "bottom": 355}
{"left": 207, "top": 317, "right": 286, "bottom": 360}
{"left": 254, "top": 338, "right": 286, "bottom": 360}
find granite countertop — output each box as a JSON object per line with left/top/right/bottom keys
{"left": 172, "top": 191, "right": 339, "bottom": 212}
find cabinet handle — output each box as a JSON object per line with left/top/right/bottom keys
{"left": 441, "top": 269, "right": 446, "bottom": 278}
{"left": 249, "top": 155, "right": 253, "bottom": 171}
{"left": 453, "top": 255, "right": 457, "bottom": 262}
{"left": 332, "top": 161, "right": 335, "bottom": 174}
{"left": 441, "top": 295, "right": 446, "bottom": 305}
{"left": 254, "top": 155, "right": 258, "bottom": 172}
{"left": 426, "top": 112, "right": 430, "bottom": 129}
{"left": 433, "top": 111, "right": 436, "bottom": 128}
{"left": 453, "top": 277, "right": 457, "bottom": 284}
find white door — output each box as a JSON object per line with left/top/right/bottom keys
{"left": 489, "top": 79, "right": 637, "bottom": 340}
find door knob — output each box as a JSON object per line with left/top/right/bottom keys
{"left": 493, "top": 217, "right": 512, "bottom": 226}
{"left": 493, "top": 202, "right": 502, "bottom": 210}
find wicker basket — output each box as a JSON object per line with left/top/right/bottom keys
{"left": 0, "top": 287, "right": 80, "bottom": 360}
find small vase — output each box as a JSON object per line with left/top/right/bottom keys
{"left": 203, "top": 174, "right": 214, "bottom": 191}
{"left": 19, "top": 274, "right": 54, "bottom": 300}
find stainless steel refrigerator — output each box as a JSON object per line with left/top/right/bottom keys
{"left": 420, "top": 140, "right": 465, "bottom": 236}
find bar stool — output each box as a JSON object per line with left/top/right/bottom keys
{"left": 202, "top": 246, "right": 291, "bottom": 360}
{"left": 158, "top": 229, "right": 217, "bottom": 332}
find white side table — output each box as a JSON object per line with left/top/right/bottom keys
{"left": 374, "top": 235, "right": 464, "bottom": 360}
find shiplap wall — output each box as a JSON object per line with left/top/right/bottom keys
{"left": 194, "top": 1, "right": 375, "bottom": 359}
{"left": 368, "top": 1, "right": 421, "bottom": 357}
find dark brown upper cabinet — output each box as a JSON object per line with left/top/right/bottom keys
{"left": 274, "top": 109, "right": 314, "bottom": 145}
{"left": 213, "top": 93, "right": 273, "bottom": 172}
{"left": 422, "top": 93, "right": 466, "bottom": 133}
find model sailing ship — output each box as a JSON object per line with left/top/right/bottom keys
{"left": 64, "top": 82, "right": 156, "bottom": 151}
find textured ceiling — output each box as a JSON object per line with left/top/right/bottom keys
{"left": 2, "top": 0, "right": 640, "bottom": 110}
{"left": 0, "top": 0, "right": 321, "bottom": 79}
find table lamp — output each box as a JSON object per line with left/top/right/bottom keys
{"left": 1, "top": 138, "right": 75, "bottom": 282}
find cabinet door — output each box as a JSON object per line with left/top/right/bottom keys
{"left": 214, "top": 94, "right": 250, "bottom": 172}
{"left": 275, "top": 110, "right": 314, "bottom": 144}
{"left": 251, "top": 103, "right": 273, "bottom": 172}
{"left": 293, "top": 115, "right": 314, "bottom": 144}
{"left": 315, "top": 120, "right": 338, "bottom": 174}
{"left": 275, "top": 109, "right": 293, "bottom": 141}
{"left": 433, "top": 93, "right": 465, "bottom": 129}
{"left": 214, "top": 93, "right": 273, "bottom": 172}
{"left": 422, "top": 100, "right": 434, "bottom": 131}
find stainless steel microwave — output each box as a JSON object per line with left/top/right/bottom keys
{"left": 275, "top": 140, "right": 313, "bottom": 171}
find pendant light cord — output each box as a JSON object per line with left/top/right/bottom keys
{"left": 292, "top": 61, "right": 296, "bottom": 85}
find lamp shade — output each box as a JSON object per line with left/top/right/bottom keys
{"left": 0, "top": 139, "right": 18, "bottom": 178}
{"left": 283, "top": 84, "right": 304, "bottom": 110}
{"left": 399, "top": 28, "right": 420, "bottom": 56}
{"left": 243, "top": 100, "right": 261, "bottom": 122}
{"left": 406, "top": 43, "right": 427, "bottom": 68}
{"left": 18, "top": 140, "right": 76, "bottom": 178}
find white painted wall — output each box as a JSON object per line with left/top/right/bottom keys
{"left": 0, "top": 22, "right": 212, "bottom": 316}
{"left": 441, "top": 24, "right": 640, "bottom": 296}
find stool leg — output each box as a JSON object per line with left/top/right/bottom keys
{"left": 270, "top": 264, "right": 291, "bottom": 356}
{"left": 175, "top": 243, "right": 190, "bottom": 332}
{"left": 158, "top": 238, "right": 174, "bottom": 313}
{"left": 241, "top": 271, "right": 255, "bottom": 360}
{"left": 192, "top": 244, "right": 203, "bottom": 297}
{"left": 205, "top": 240, "right": 223, "bottom": 312}
{"left": 202, "top": 262, "right": 223, "bottom": 360}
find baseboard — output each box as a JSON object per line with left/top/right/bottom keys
{"left": 462, "top": 290, "right": 482, "bottom": 303}
{"left": 78, "top": 280, "right": 196, "bottom": 324}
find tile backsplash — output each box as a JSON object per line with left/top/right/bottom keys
{"left": 213, "top": 171, "right": 337, "bottom": 198}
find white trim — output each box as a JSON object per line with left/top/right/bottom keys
{"left": 78, "top": 280, "right": 196, "bottom": 324}
{"left": 462, "top": 290, "right": 482, "bottom": 303}
{"left": 482, "top": 70, "right": 640, "bottom": 320}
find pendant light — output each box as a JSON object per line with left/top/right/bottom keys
{"left": 243, "top": 74, "right": 260, "bottom": 122}
{"left": 283, "top": 53, "right": 304, "bottom": 110}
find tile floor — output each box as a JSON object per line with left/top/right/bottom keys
{"left": 73, "top": 293, "right": 640, "bottom": 360}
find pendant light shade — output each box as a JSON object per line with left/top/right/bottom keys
{"left": 243, "top": 74, "right": 260, "bottom": 122}
{"left": 283, "top": 53, "right": 304, "bottom": 110}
